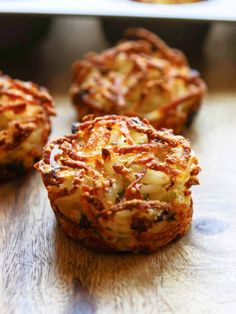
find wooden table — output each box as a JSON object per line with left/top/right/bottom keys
{"left": 1, "top": 18, "right": 236, "bottom": 314}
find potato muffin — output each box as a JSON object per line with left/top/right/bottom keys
{"left": 133, "top": 0, "right": 199, "bottom": 3}
{"left": 71, "top": 28, "right": 206, "bottom": 134}
{"left": 0, "top": 73, "right": 55, "bottom": 180}
{"left": 35, "top": 115, "right": 200, "bottom": 253}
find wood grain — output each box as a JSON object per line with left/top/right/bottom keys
{"left": 1, "top": 18, "right": 236, "bottom": 314}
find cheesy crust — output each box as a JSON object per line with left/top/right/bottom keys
{"left": 36, "top": 115, "right": 200, "bottom": 253}
{"left": 0, "top": 73, "right": 55, "bottom": 180}
{"left": 71, "top": 28, "right": 206, "bottom": 134}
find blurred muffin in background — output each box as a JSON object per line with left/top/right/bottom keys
{"left": 133, "top": 0, "right": 200, "bottom": 3}
{"left": 71, "top": 28, "right": 206, "bottom": 134}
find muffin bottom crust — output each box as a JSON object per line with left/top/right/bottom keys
{"left": 54, "top": 202, "right": 193, "bottom": 253}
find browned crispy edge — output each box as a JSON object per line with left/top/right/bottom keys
{"left": 53, "top": 200, "right": 193, "bottom": 253}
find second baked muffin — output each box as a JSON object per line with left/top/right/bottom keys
{"left": 71, "top": 28, "right": 206, "bottom": 134}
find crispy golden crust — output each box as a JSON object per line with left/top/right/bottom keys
{"left": 133, "top": 0, "right": 199, "bottom": 3}
{"left": 0, "top": 73, "right": 55, "bottom": 180}
{"left": 35, "top": 115, "right": 200, "bottom": 253}
{"left": 55, "top": 200, "right": 193, "bottom": 253}
{"left": 71, "top": 28, "right": 206, "bottom": 134}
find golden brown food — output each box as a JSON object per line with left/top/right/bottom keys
{"left": 71, "top": 28, "right": 206, "bottom": 134}
{"left": 0, "top": 73, "right": 55, "bottom": 180}
{"left": 35, "top": 115, "right": 200, "bottom": 253}
{"left": 133, "top": 0, "right": 199, "bottom": 3}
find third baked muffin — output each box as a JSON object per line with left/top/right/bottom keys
{"left": 0, "top": 73, "right": 55, "bottom": 180}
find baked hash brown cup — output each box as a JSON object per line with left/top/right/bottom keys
{"left": 0, "top": 73, "right": 55, "bottom": 180}
{"left": 71, "top": 28, "right": 206, "bottom": 134}
{"left": 133, "top": 0, "right": 199, "bottom": 4}
{"left": 35, "top": 115, "right": 200, "bottom": 253}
